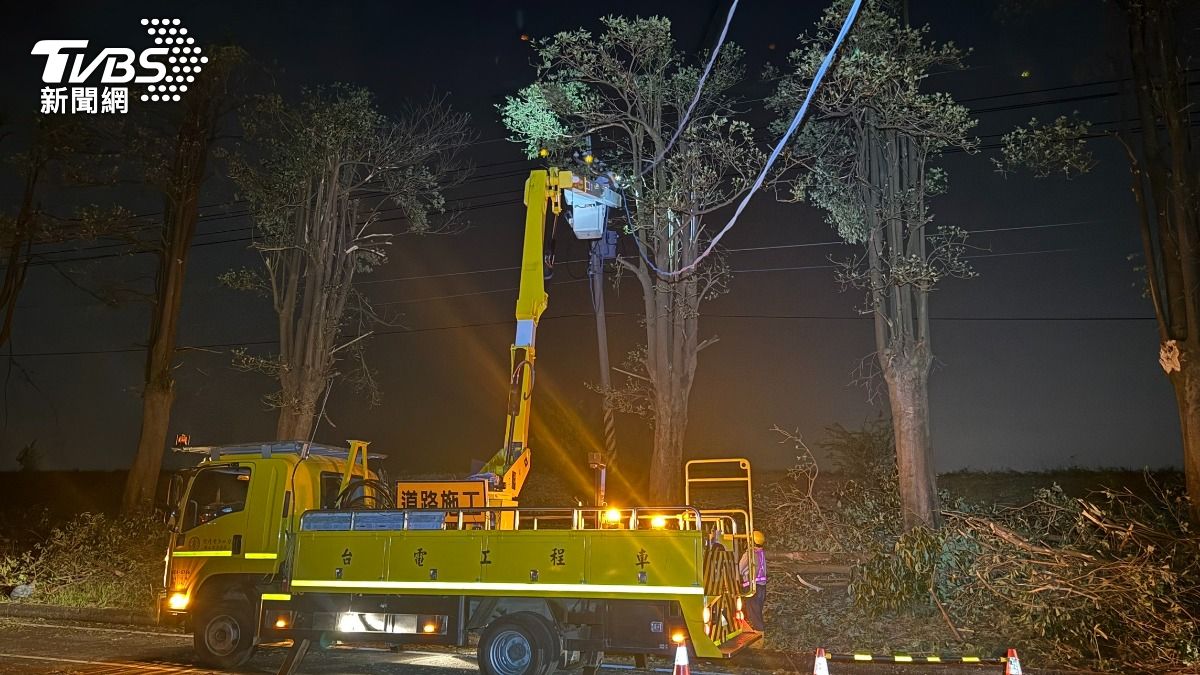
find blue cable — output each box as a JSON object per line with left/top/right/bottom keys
{"left": 628, "top": 0, "right": 864, "bottom": 280}
{"left": 642, "top": 0, "right": 740, "bottom": 176}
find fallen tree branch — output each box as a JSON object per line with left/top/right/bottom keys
{"left": 929, "top": 585, "right": 963, "bottom": 642}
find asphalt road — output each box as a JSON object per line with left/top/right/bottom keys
{"left": 0, "top": 618, "right": 484, "bottom": 675}
{"left": 0, "top": 618, "right": 1086, "bottom": 675}
{"left": 0, "top": 619, "right": 748, "bottom": 675}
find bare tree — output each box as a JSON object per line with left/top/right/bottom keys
{"left": 228, "top": 86, "right": 471, "bottom": 440}
{"left": 770, "top": 1, "right": 977, "bottom": 528}
{"left": 122, "top": 46, "right": 246, "bottom": 512}
{"left": 996, "top": 0, "right": 1200, "bottom": 522}
{"left": 500, "top": 16, "right": 761, "bottom": 502}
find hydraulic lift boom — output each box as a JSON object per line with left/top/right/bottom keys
{"left": 474, "top": 168, "right": 620, "bottom": 508}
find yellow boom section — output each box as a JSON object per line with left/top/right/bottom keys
{"left": 477, "top": 169, "right": 574, "bottom": 507}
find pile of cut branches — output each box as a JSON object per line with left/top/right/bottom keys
{"left": 854, "top": 481, "right": 1200, "bottom": 673}
{"left": 761, "top": 421, "right": 902, "bottom": 554}
{"left": 945, "top": 483, "right": 1199, "bottom": 672}
{"left": 0, "top": 512, "right": 167, "bottom": 610}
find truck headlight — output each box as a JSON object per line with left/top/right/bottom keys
{"left": 167, "top": 592, "right": 189, "bottom": 610}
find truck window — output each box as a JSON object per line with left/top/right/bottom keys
{"left": 182, "top": 466, "right": 251, "bottom": 531}
{"left": 321, "top": 471, "right": 364, "bottom": 509}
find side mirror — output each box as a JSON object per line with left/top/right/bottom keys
{"left": 182, "top": 500, "right": 198, "bottom": 532}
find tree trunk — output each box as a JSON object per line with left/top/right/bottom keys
{"left": 275, "top": 373, "right": 324, "bottom": 441}
{"left": 0, "top": 239, "right": 30, "bottom": 349}
{"left": 648, "top": 393, "right": 687, "bottom": 503}
{"left": 124, "top": 385, "right": 173, "bottom": 510}
{"left": 1170, "top": 343, "right": 1200, "bottom": 523}
{"left": 276, "top": 398, "right": 317, "bottom": 441}
{"left": 883, "top": 353, "right": 941, "bottom": 529}
{"left": 0, "top": 168, "right": 39, "bottom": 350}
{"left": 1120, "top": 0, "right": 1200, "bottom": 523}
{"left": 123, "top": 205, "right": 199, "bottom": 512}
{"left": 121, "top": 85, "right": 214, "bottom": 512}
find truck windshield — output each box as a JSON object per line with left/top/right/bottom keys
{"left": 181, "top": 466, "right": 251, "bottom": 531}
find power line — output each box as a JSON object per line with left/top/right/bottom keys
{"left": 23, "top": 159, "right": 541, "bottom": 260}
{"left": 23, "top": 191, "right": 534, "bottom": 267}
{"left": 650, "top": 0, "right": 864, "bottom": 280}
{"left": 371, "top": 278, "right": 588, "bottom": 307}
{"left": 16, "top": 71, "right": 1188, "bottom": 268}
{"left": 956, "top": 68, "right": 1199, "bottom": 104}
{"left": 6, "top": 307, "right": 1157, "bottom": 359}
{"left": 729, "top": 246, "right": 1081, "bottom": 274}
{"left": 357, "top": 219, "right": 1102, "bottom": 287}
{"left": 9, "top": 71, "right": 1180, "bottom": 276}
{"left": 18, "top": 68, "right": 1199, "bottom": 260}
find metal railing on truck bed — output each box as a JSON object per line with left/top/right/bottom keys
{"left": 299, "top": 506, "right": 704, "bottom": 532}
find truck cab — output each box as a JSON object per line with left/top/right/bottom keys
{"left": 161, "top": 441, "right": 379, "bottom": 668}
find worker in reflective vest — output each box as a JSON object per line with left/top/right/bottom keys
{"left": 739, "top": 530, "right": 767, "bottom": 631}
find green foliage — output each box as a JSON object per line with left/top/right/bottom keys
{"left": 994, "top": 115, "right": 1096, "bottom": 178}
{"left": 235, "top": 86, "right": 377, "bottom": 245}
{"left": 499, "top": 15, "right": 760, "bottom": 243}
{"left": 499, "top": 82, "right": 594, "bottom": 158}
{"left": 851, "top": 526, "right": 942, "bottom": 613}
{"left": 227, "top": 87, "right": 470, "bottom": 422}
{"left": 769, "top": 0, "right": 977, "bottom": 290}
{"left": 770, "top": 0, "right": 976, "bottom": 234}
{"left": 216, "top": 267, "right": 268, "bottom": 296}
{"left": 0, "top": 513, "right": 168, "bottom": 611}
{"left": 0, "top": 115, "right": 132, "bottom": 249}
{"left": 233, "top": 86, "right": 469, "bottom": 245}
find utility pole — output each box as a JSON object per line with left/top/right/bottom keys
{"left": 587, "top": 231, "right": 619, "bottom": 506}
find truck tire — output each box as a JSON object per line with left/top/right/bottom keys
{"left": 479, "top": 614, "right": 555, "bottom": 675}
{"left": 193, "top": 600, "right": 256, "bottom": 669}
{"left": 514, "top": 613, "right": 561, "bottom": 675}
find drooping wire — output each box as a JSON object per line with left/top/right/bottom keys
{"left": 641, "top": 0, "right": 740, "bottom": 176}
{"left": 637, "top": 0, "right": 864, "bottom": 280}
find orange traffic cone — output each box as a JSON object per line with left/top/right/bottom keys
{"left": 812, "top": 647, "right": 830, "bottom": 675}
{"left": 1005, "top": 648, "right": 1023, "bottom": 675}
{"left": 672, "top": 642, "right": 690, "bottom": 675}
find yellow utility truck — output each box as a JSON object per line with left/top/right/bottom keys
{"left": 159, "top": 169, "right": 761, "bottom": 674}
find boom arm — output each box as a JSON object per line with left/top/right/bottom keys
{"left": 476, "top": 168, "right": 622, "bottom": 508}
{"left": 476, "top": 169, "right": 573, "bottom": 504}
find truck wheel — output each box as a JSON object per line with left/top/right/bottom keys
{"left": 513, "top": 613, "right": 561, "bottom": 675}
{"left": 193, "top": 600, "right": 257, "bottom": 669}
{"left": 479, "top": 615, "right": 554, "bottom": 675}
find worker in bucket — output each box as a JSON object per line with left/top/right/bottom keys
{"left": 739, "top": 530, "right": 767, "bottom": 631}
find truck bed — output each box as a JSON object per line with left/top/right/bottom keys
{"left": 290, "top": 509, "right": 705, "bottom": 599}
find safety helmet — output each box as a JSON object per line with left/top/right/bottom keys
{"left": 752, "top": 530, "right": 764, "bottom": 546}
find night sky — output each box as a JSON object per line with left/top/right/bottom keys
{"left": 0, "top": 2, "right": 1186, "bottom": 486}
